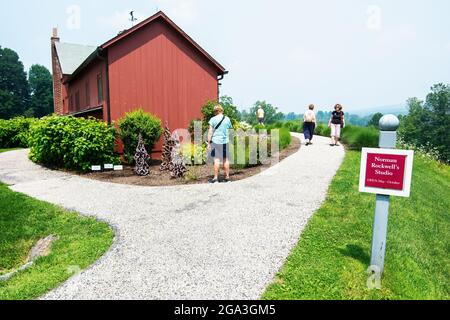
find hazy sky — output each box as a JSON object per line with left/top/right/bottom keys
{"left": 1, "top": 0, "right": 449, "bottom": 113}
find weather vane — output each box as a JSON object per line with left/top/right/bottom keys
{"left": 129, "top": 11, "right": 138, "bottom": 27}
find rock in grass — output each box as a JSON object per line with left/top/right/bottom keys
{"left": 27, "top": 235, "right": 59, "bottom": 262}
{"left": 0, "top": 235, "right": 59, "bottom": 282}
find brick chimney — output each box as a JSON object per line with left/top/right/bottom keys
{"left": 51, "top": 28, "right": 63, "bottom": 115}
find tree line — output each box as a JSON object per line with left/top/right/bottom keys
{"left": 399, "top": 83, "right": 450, "bottom": 163}
{"left": 237, "top": 102, "right": 381, "bottom": 127}
{"left": 0, "top": 46, "right": 53, "bottom": 119}
{"left": 1, "top": 46, "right": 448, "bottom": 162}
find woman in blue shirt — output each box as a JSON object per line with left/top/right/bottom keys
{"left": 207, "top": 104, "right": 233, "bottom": 183}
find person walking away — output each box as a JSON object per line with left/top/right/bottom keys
{"left": 328, "top": 104, "right": 345, "bottom": 146}
{"left": 257, "top": 106, "right": 265, "bottom": 125}
{"left": 303, "top": 104, "right": 317, "bottom": 146}
{"left": 207, "top": 104, "right": 233, "bottom": 183}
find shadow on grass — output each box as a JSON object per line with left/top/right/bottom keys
{"left": 338, "top": 244, "right": 370, "bottom": 265}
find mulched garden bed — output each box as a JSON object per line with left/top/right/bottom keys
{"left": 82, "top": 137, "right": 301, "bottom": 186}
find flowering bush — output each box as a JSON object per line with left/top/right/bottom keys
{"left": 398, "top": 137, "right": 443, "bottom": 164}
{"left": 181, "top": 143, "right": 207, "bottom": 165}
{"left": 235, "top": 121, "right": 253, "bottom": 131}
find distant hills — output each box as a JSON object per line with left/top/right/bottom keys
{"left": 346, "top": 104, "right": 408, "bottom": 117}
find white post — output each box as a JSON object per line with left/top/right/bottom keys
{"left": 370, "top": 115, "right": 400, "bottom": 274}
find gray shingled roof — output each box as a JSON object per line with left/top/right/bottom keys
{"left": 55, "top": 42, "right": 97, "bottom": 75}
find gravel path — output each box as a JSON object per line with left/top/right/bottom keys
{"left": 0, "top": 134, "right": 345, "bottom": 300}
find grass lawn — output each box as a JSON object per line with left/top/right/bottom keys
{"left": 0, "top": 148, "right": 21, "bottom": 153}
{"left": 263, "top": 151, "right": 450, "bottom": 300}
{"left": 0, "top": 170, "right": 113, "bottom": 299}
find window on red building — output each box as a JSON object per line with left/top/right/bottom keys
{"left": 70, "top": 95, "right": 74, "bottom": 111}
{"left": 97, "top": 74, "right": 103, "bottom": 105}
{"left": 75, "top": 91, "right": 80, "bottom": 111}
{"left": 85, "top": 80, "right": 90, "bottom": 107}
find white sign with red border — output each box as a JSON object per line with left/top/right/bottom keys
{"left": 359, "top": 148, "right": 414, "bottom": 197}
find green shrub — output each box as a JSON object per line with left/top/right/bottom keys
{"left": 0, "top": 117, "right": 37, "bottom": 148}
{"left": 272, "top": 121, "right": 285, "bottom": 129}
{"left": 269, "top": 127, "right": 292, "bottom": 151}
{"left": 262, "top": 120, "right": 303, "bottom": 133}
{"left": 188, "top": 118, "right": 205, "bottom": 139}
{"left": 29, "top": 115, "right": 119, "bottom": 172}
{"left": 181, "top": 143, "right": 207, "bottom": 165}
{"left": 231, "top": 133, "right": 262, "bottom": 169}
{"left": 315, "top": 123, "right": 331, "bottom": 137}
{"left": 235, "top": 121, "right": 253, "bottom": 131}
{"left": 341, "top": 125, "right": 379, "bottom": 150}
{"left": 117, "top": 109, "right": 162, "bottom": 164}
{"left": 313, "top": 123, "right": 378, "bottom": 149}
{"left": 200, "top": 100, "right": 240, "bottom": 126}
{"left": 279, "top": 127, "right": 293, "bottom": 150}
{"left": 189, "top": 99, "right": 241, "bottom": 136}
{"left": 231, "top": 127, "right": 292, "bottom": 169}
{"left": 283, "top": 121, "right": 303, "bottom": 133}
{"left": 254, "top": 124, "right": 267, "bottom": 133}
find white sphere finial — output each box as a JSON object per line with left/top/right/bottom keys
{"left": 379, "top": 114, "right": 400, "bottom": 131}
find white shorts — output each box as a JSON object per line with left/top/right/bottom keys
{"left": 330, "top": 124, "right": 341, "bottom": 138}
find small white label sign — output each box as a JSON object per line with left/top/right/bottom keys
{"left": 114, "top": 165, "right": 124, "bottom": 171}
{"left": 91, "top": 165, "right": 102, "bottom": 171}
{"left": 104, "top": 164, "right": 114, "bottom": 170}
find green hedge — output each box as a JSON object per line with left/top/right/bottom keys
{"left": 315, "top": 124, "right": 378, "bottom": 150}
{"left": 341, "top": 125, "right": 379, "bottom": 150}
{"left": 181, "top": 143, "right": 207, "bottom": 165}
{"left": 254, "top": 125, "right": 292, "bottom": 149}
{"left": 314, "top": 123, "right": 331, "bottom": 137}
{"left": 29, "top": 115, "right": 119, "bottom": 172}
{"left": 189, "top": 100, "right": 241, "bottom": 137}
{"left": 232, "top": 127, "right": 292, "bottom": 169}
{"left": 231, "top": 133, "right": 264, "bottom": 169}
{"left": 267, "top": 120, "right": 379, "bottom": 150}
{"left": 284, "top": 121, "right": 302, "bottom": 133}
{"left": 264, "top": 120, "right": 303, "bottom": 133}
{"left": 0, "top": 117, "right": 37, "bottom": 148}
{"left": 117, "top": 109, "right": 162, "bottom": 164}
{"left": 275, "top": 127, "right": 293, "bottom": 151}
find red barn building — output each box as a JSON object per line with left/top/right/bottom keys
{"left": 51, "top": 11, "right": 227, "bottom": 155}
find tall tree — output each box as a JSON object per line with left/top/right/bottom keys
{"left": 248, "top": 101, "right": 284, "bottom": 125}
{"left": 28, "top": 64, "right": 53, "bottom": 118}
{"left": 368, "top": 113, "right": 384, "bottom": 127}
{"left": 424, "top": 83, "right": 450, "bottom": 162}
{"left": 399, "top": 83, "right": 450, "bottom": 163}
{"left": 0, "top": 47, "right": 29, "bottom": 119}
{"left": 219, "top": 95, "right": 241, "bottom": 123}
{"left": 285, "top": 112, "right": 300, "bottom": 121}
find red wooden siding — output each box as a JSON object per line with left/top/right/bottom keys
{"left": 107, "top": 19, "right": 219, "bottom": 151}
{"left": 63, "top": 60, "right": 107, "bottom": 120}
